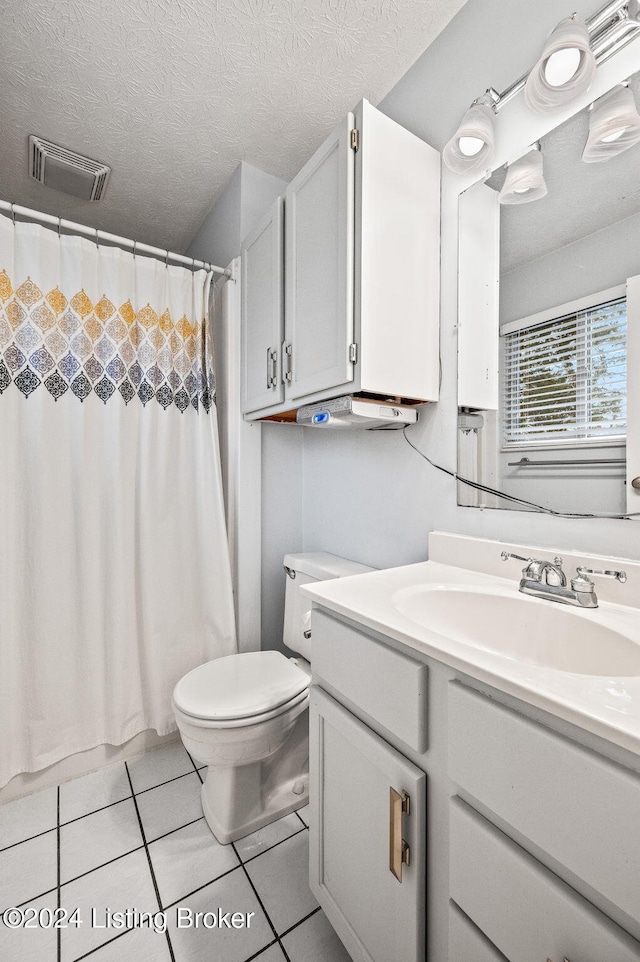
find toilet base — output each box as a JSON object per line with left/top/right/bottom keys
{"left": 197, "top": 706, "right": 309, "bottom": 845}
{"left": 201, "top": 772, "right": 308, "bottom": 845}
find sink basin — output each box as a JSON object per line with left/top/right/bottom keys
{"left": 392, "top": 585, "right": 640, "bottom": 676}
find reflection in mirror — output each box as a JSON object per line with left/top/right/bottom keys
{"left": 457, "top": 70, "right": 640, "bottom": 516}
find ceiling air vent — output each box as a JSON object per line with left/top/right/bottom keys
{"left": 28, "top": 136, "right": 111, "bottom": 202}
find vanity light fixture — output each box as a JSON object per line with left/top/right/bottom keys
{"left": 443, "top": 0, "right": 640, "bottom": 175}
{"left": 582, "top": 82, "right": 640, "bottom": 160}
{"left": 498, "top": 144, "right": 548, "bottom": 204}
{"left": 442, "top": 92, "right": 498, "bottom": 175}
{"left": 524, "top": 16, "right": 596, "bottom": 113}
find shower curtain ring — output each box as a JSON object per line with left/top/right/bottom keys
{"left": 57, "top": 217, "right": 62, "bottom": 237}
{"left": 10, "top": 203, "right": 15, "bottom": 225}
{"left": 165, "top": 249, "right": 170, "bottom": 270}
{"left": 133, "top": 240, "right": 137, "bottom": 259}
{"left": 95, "top": 228, "right": 99, "bottom": 250}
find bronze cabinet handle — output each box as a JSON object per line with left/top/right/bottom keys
{"left": 389, "top": 787, "right": 410, "bottom": 882}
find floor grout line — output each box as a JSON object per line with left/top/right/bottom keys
{"left": 132, "top": 768, "right": 200, "bottom": 799}
{"left": 279, "top": 904, "right": 322, "bottom": 939}
{"left": 0, "top": 767, "right": 200, "bottom": 851}
{"left": 147, "top": 815, "right": 206, "bottom": 846}
{"left": 58, "top": 794, "right": 133, "bottom": 829}
{"left": 57, "top": 813, "right": 209, "bottom": 895}
{"left": 124, "top": 761, "right": 176, "bottom": 962}
{"left": 59, "top": 844, "right": 146, "bottom": 889}
{"left": 185, "top": 748, "right": 204, "bottom": 783}
{"left": 70, "top": 926, "right": 131, "bottom": 961}
{"left": 242, "top": 938, "right": 279, "bottom": 961}
{"left": 161, "top": 862, "right": 243, "bottom": 911}
{"left": 234, "top": 841, "right": 293, "bottom": 962}
{"left": 241, "top": 826, "right": 307, "bottom": 865}
{"left": 0, "top": 824, "right": 58, "bottom": 853}
{"left": 0, "top": 885, "right": 57, "bottom": 914}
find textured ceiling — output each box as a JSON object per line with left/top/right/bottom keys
{"left": 0, "top": 0, "right": 467, "bottom": 254}
{"left": 500, "top": 70, "right": 640, "bottom": 274}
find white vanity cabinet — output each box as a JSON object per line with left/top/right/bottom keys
{"left": 310, "top": 688, "right": 426, "bottom": 962}
{"left": 309, "top": 606, "right": 640, "bottom": 962}
{"left": 240, "top": 99, "right": 441, "bottom": 419}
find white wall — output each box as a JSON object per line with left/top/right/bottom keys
{"left": 300, "top": 0, "right": 640, "bottom": 568}
{"left": 188, "top": 163, "right": 242, "bottom": 267}
{"left": 261, "top": 424, "right": 304, "bottom": 653}
{"left": 187, "top": 161, "right": 287, "bottom": 267}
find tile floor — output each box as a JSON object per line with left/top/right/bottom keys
{"left": 0, "top": 741, "right": 352, "bottom": 962}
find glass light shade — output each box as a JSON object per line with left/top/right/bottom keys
{"left": 499, "top": 148, "right": 547, "bottom": 205}
{"left": 442, "top": 101, "right": 495, "bottom": 175}
{"left": 525, "top": 17, "right": 596, "bottom": 113}
{"left": 582, "top": 85, "right": 640, "bottom": 162}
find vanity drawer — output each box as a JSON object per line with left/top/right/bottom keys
{"left": 312, "top": 608, "right": 428, "bottom": 752}
{"left": 449, "top": 902, "right": 508, "bottom": 962}
{"left": 450, "top": 797, "right": 640, "bottom": 962}
{"left": 448, "top": 682, "right": 640, "bottom": 926}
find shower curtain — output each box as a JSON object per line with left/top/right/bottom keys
{"left": 0, "top": 216, "right": 237, "bottom": 787}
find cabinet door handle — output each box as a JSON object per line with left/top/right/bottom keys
{"left": 282, "top": 342, "right": 293, "bottom": 383}
{"left": 546, "top": 957, "right": 571, "bottom": 961}
{"left": 266, "top": 347, "right": 278, "bottom": 388}
{"left": 389, "top": 787, "right": 410, "bottom": 882}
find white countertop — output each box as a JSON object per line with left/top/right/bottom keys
{"left": 302, "top": 558, "right": 640, "bottom": 757}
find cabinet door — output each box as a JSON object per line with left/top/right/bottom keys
{"left": 284, "top": 115, "right": 355, "bottom": 402}
{"left": 309, "top": 687, "right": 426, "bottom": 962}
{"left": 241, "top": 197, "right": 284, "bottom": 414}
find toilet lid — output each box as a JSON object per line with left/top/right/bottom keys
{"left": 173, "top": 651, "right": 310, "bottom": 721}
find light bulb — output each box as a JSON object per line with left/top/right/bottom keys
{"left": 458, "top": 136, "right": 484, "bottom": 157}
{"left": 601, "top": 126, "right": 628, "bottom": 143}
{"left": 544, "top": 48, "right": 581, "bottom": 87}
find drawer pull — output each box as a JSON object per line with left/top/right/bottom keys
{"left": 266, "top": 347, "right": 278, "bottom": 388}
{"left": 389, "top": 787, "right": 410, "bottom": 882}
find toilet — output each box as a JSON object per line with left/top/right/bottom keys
{"left": 172, "top": 552, "right": 374, "bottom": 844}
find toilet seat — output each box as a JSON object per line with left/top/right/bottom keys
{"left": 172, "top": 650, "right": 310, "bottom": 725}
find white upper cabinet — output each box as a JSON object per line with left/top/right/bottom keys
{"left": 241, "top": 99, "right": 441, "bottom": 420}
{"left": 285, "top": 114, "right": 355, "bottom": 403}
{"left": 241, "top": 198, "right": 284, "bottom": 414}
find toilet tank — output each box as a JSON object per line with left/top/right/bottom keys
{"left": 283, "top": 551, "right": 375, "bottom": 660}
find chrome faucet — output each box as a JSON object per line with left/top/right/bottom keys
{"left": 500, "top": 551, "right": 627, "bottom": 609}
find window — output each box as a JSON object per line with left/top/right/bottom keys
{"left": 501, "top": 294, "right": 627, "bottom": 446}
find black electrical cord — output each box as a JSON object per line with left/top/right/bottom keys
{"left": 402, "top": 426, "right": 640, "bottom": 520}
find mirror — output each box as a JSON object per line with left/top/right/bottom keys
{"left": 457, "top": 70, "right": 640, "bottom": 516}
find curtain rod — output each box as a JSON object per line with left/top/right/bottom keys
{"left": 0, "top": 199, "right": 233, "bottom": 279}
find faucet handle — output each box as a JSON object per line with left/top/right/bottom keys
{"left": 500, "top": 551, "right": 531, "bottom": 564}
{"left": 575, "top": 566, "right": 627, "bottom": 584}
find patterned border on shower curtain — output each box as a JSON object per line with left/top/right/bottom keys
{"left": 0, "top": 270, "right": 215, "bottom": 413}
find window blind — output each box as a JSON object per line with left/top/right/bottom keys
{"left": 501, "top": 296, "right": 627, "bottom": 446}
